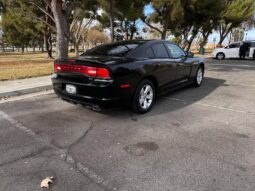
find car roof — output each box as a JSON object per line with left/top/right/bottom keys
{"left": 88, "top": 40, "right": 179, "bottom": 58}
{"left": 106, "top": 39, "right": 174, "bottom": 46}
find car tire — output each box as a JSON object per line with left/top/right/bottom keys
{"left": 193, "top": 66, "right": 204, "bottom": 87}
{"left": 216, "top": 52, "right": 225, "bottom": 60}
{"left": 131, "top": 79, "right": 155, "bottom": 114}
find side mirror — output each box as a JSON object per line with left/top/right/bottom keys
{"left": 186, "top": 52, "right": 194, "bottom": 58}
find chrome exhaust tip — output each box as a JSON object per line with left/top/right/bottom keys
{"left": 92, "top": 105, "right": 101, "bottom": 112}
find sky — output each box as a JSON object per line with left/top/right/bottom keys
{"left": 143, "top": 4, "right": 255, "bottom": 43}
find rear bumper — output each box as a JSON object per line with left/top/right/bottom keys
{"left": 53, "top": 88, "right": 121, "bottom": 107}
{"left": 52, "top": 77, "right": 132, "bottom": 108}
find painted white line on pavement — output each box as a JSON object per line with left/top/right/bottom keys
{"left": 223, "top": 83, "right": 255, "bottom": 88}
{"left": 0, "top": 110, "right": 112, "bottom": 190}
{"left": 207, "top": 63, "right": 255, "bottom": 68}
{"left": 164, "top": 97, "right": 255, "bottom": 115}
{"left": 0, "top": 90, "right": 54, "bottom": 104}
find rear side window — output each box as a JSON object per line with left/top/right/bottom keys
{"left": 82, "top": 43, "right": 140, "bottom": 57}
{"left": 151, "top": 43, "right": 169, "bottom": 58}
{"left": 146, "top": 47, "right": 155, "bottom": 58}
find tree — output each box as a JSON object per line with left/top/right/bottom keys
{"left": 143, "top": 0, "right": 255, "bottom": 51}
{"left": 99, "top": 0, "right": 148, "bottom": 41}
{"left": 217, "top": 0, "right": 255, "bottom": 45}
{"left": 70, "top": 0, "right": 100, "bottom": 57}
{"left": 171, "top": 0, "right": 225, "bottom": 51}
{"left": 86, "top": 28, "right": 109, "bottom": 47}
{"left": 2, "top": 7, "right": 40, "bottom": 53}
{"left": 19, "top": 0, "right": 55, "bottom": 58}
{"left": 142, "top": 0, "right": 184, "bottom": 40}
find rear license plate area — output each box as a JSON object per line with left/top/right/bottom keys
{"left": 65, "top": 84, "right": 77, "bottom": 94}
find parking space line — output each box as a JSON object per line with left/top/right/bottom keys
{"left": 206, "top": 63, "right": 255, "bottom": 68}
{"left": 0, "top": 110, "right": 113, "bottom": 191}
{"left": 164, "top": 97, "right": 254, "bottom": 115}
{"left": 223, "top": 83, "right": 255, "bottom": 88}
{"left": 0, "top": 90, "right": 54, "bottom": 104}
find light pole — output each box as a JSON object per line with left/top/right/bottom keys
{"left": 109, "top": 0, "right": 114, "bottom": 42}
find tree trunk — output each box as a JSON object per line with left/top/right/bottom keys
{"left": 200, "top": 32, "right": 210, "bottom": 49}
{"left": 41, "top": 36, "right": 45, "bottom": 52}
{"left": 161, "top": 5, "right": 170, "bottom": 40}
{"left": 186, "top": 31, "right": 198, "bottom": 52}
{"left": 161, "top": 26, "right": 168, "bottom": 40}
{"left": 218, "top": 24, "right": 232, "bottom": 46}
{"left": 45, "top": 34, "right": 53, "bottom": 59}
{"left": 51, "top": 0, "right": 69, "bottom": 59}
{"left": 21, "top": 45, "right": 25, "bottom": 53}
{"left": 109, "top": 0, "right": 114, "bottom": 42}
{"left": 74, "top": 40, "right": 79, "bottom": 57}
{"left": 218, "top": 35, "right": 225, "bottom": 45}
{"left": 130, "top": 32, "right": 134, "bottom": 40}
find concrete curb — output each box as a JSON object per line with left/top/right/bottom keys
{"left": 0, "top": 85, "right": 53, "bottom": 98}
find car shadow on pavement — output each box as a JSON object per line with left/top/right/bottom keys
{"left": 102, "top": 77, "right": 226, "bottom": 118}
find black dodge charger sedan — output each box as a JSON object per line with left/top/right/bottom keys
{"left": 52, "top": 40, "right": 205, "bottom": 113}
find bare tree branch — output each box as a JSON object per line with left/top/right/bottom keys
{"left": 142, "top": 19, "right": 163, "bottom": 34}
{"left": 42, "top": 0, "right": 51, "bottom": 8}
{"left": 29, "top": 1, "right": 55, "bottom": 23}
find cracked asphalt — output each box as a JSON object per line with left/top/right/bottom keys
{"left": 0, "top": 58, "right": 255, "bottom": 191}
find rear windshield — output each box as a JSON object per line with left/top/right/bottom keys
{"left": 81, "top": 42, "right": 143, "bottom": 57}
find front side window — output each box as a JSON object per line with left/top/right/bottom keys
{"left": 227, "top": 43, "right": 240, "bottom": 49}
{"left": 151, "top": 43, "right": 169, "bottom": 58}
{"left": 165, "top": 43, "right": 186, "bottom": 58}
{"left": 250, "top": 42, "right": 255, "bottom": 47}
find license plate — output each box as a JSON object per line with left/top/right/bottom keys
{"left": 65, "top": 84, "right": 77, "bottom": 94}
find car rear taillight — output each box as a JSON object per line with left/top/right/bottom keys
{"left": 97, "top": 68, "right": 110, "bottom": 78}
{"left": 54, "top": 63, "right": 111, "bottom": 79}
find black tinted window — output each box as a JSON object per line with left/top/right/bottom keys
{"left": 151, "top": 43, "right": 169, "bottom": 58}
{"left": 250, "top": 42, "right": 255, "bottom": 47}
{"left": 146, "top": 47, "right": 155, "bottom": 58}
{"left": 82, "top": 43, "right": 140, "bottom": 57}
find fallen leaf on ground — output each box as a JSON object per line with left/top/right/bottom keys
{"left": 40, "top": 176, "right": 54, "bottom": 189}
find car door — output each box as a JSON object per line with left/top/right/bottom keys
{"left": 164, "top": 42, "right": 190, "bottom": 81}
{"left": 224, "top": 43, "right": 240, "bottom": 58}
{"left": 149, "top": 43, "right": 177, "bottom": 87}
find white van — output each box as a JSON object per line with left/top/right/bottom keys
{"left": 212, "top": 41, "right": 255, "bottom": 60}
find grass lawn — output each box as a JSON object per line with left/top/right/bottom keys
{"left": 0, "top": 51, "right": 209, "bottom": 81}
{"left": 0, "top": 52, "right": 55, "bottom": 81}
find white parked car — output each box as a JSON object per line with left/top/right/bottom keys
{"left": 212, "top": 41, "right": 255, "bottom": 60}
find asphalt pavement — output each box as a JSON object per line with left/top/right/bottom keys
{"left": 0, "top": 58, "right": 255, "bottom": 191}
